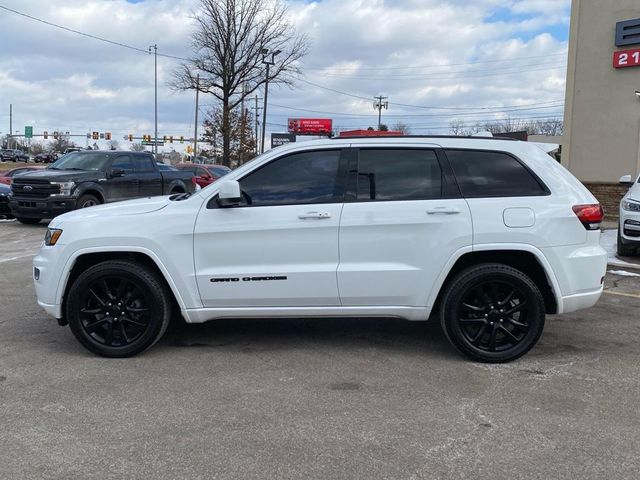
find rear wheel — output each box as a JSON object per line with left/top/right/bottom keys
{"left": 66, "top": 260, "right": 172, "bottom": 357}
{"left": 77, "top": 194, "right": 100, "bottom": 209}
{"left": 440, "top": 264, "right": 546, "bottom": 363}
{"left": 617, "top": 228, "right": 637, "bottom": 257}
{"left": 16, "top": 217, "right": 41, "bottom": 224}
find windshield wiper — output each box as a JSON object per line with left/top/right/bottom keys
{"left": 58, "top": 167, "right": 86, "bottom": 171}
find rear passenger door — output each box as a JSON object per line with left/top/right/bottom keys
{"left": 133, "top": 154, "right": 162, "bottom": 197}
{"left": 337, "top": 147, "right": 472, "bottom": 308}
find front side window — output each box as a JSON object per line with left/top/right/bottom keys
{"left": 239, "top": 150, "right": 343, "bottom": 206}
{"left": 356, "top": 149, "right": 442, "bottom": 201}
{"left": 132, "top": 155, "right": 154, "bottom": 172}
{"left": 445, "top": 149, "right": 547, "bottom": 198}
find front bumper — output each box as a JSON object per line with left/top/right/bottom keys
{"left": 0, "top": 197, "right": 12, "bottom": 218}
{"left": 619, "top": 207, "right": 640, "bottom": 245}
{"left": 9, "top": 196, "right": 76, "bottom": 219}
{"left": 33, "top": 244, "right": 67, "bottom": 320}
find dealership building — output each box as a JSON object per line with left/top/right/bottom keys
{"left": 563, "top": 0, "right": 640, "bottom": 217}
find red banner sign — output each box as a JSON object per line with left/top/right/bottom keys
{"left": 288, "top": 118, "right": 332, "bottom": 135}
{"left": 613, "top": 48, "right": 640, "bottom": 68}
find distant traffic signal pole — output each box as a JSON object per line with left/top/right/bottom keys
{"left": 260, "top": 48, "right": 281, "bottom": 154}
{"left": 193, "top": 74, "right": 200, "bottom": 160}
{"left": 149, "top": 44, "right": 158, "bottom": 155}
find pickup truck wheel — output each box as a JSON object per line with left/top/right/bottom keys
{"left": 16, "top": 217, "right": 42, "bottom": 225}
{"left": 77, "top": 194, "right": 100, "bottom": 209}
{"left": 66, "top": 260, "right": 172, "bottom": 358}
{"left": 440, "top": 264, "right": 545, "bottom": 363}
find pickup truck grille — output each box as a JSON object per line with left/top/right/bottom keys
{"left": 11, "top": 178, "right": 60, "bottom": 198}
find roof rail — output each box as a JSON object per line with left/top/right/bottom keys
{"left": 332, "top": 134, "right": 519, "bottom": 141}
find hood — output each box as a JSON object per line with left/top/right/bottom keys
{"left": 52, "top": 196, "right": 171, "bottom": 225}
{"left": 17, "top": 169, "right": 102, "bottom": 182}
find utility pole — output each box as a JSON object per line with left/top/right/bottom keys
{"left": 9, "top": 104, "right": 12, "bottom": 149}
{"left": 373, "top": 95, "right": 389, "bottom": 130}
{"left": 239, "top": 82, "right": 246, "bottom": 165}
{"left": 253, "top": 95, "right": 260, "bottom": 154}
{"left": 193, "top": 74, "right": 200, "bottom": 161}
{"left": 149, "top": 44, "right": 158, "bottom": 155}
{"left": 260, "top": 48, "right": 281, "bottom": 154}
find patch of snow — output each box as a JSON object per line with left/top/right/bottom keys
{"left": 600, "top": 229, "right": 640, "bottom": 269}
{"left": 608, "top": 269, "right": 640, "bottom": 277}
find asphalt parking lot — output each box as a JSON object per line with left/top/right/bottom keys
{"left": 1, "top": 220, "right": 640, "bottom": 479}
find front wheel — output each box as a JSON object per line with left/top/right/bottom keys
{"left": 66, "top": 260, "right": 172, "bottom": 357}
{"left": 76, "top": 194, "right": 100, "bottom": 209}
{"left": 440, "top": 264, "right": 546, "bottom": 363}
{"left": 617, "top": 228, "right": 637, "bottom": 257}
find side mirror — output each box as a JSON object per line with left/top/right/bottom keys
{"left": 619, "top": 174, "right": 633, "bottom": 186}
{"left": 110, "top": 168, "right": 125, "bottom": 178}
{"left": 217, "top": 180, "right": 242, "bottom": 207}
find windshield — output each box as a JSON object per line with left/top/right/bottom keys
{"left": 49, "top": 152, "right": 110, "bottom": 171}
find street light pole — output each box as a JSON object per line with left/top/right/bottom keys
{"left": 149, "top": 44, "right": 158, "bottom": 155}
{"left": 260, "top": 49, "right": 281, "bottom": 154}
{"left": 194, "top": 74, "right": 200, "bottom": 160}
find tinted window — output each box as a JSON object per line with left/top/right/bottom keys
{"left": 112, "top": 156, "right": 134, "bottom": 173}
{"left": 211, "top": 166, "right": 231, "bottom": 177}
{"left": 133, "top": 155, "right": 154, "bottom": 172}
{"left": 50, "top": 152, "right": 110, "bottom": 171}
{"left": 239, "top": 150, "right": 343, "bottom": 206}
{"left": 446, "top": 150, "right": 546, "bottom": 197}
{"left": 356, "top": 149, "right": 442, "bottom": 201}
{"left": 196, "top": 167, "right": 210, "bottom": 177}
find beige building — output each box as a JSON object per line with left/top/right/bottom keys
{"left": 563, "top": 0, "right": 640, "bottom": 185}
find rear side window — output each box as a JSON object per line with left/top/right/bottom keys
{"left": 356, "top": 149, "right": 442, "bottom": 201}
{"left": 445, "top": 149, "right": 547, "bottom": 197}
{"left": 112, "top": 155, "right": 134, "bottom": 173}
{"left": 132, "top": 155, "right": 155, "bottom": 172}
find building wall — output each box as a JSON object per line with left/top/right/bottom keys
{"left": 563, "top": 0, "right": 640, "bottom": 184}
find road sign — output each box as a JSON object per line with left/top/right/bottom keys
{"left": 271, "top": 133, "right": 296, "bottom": 148}
{"left": 142, "top": 141, "right": 164, "bottom": 147}
{"left": 24, "top": 126, "right": 33, "bottom": 139}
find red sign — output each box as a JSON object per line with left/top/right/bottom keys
{"left": 288, "top": 118, "right": 332, "bottom": 136}
{"left": 613, "top": 48, "right": 640, "bottom": 68}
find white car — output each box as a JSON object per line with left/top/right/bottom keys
{"left": 618, "top": 173, "right": 640, "bottom": 256}
{"left": 33, "top": 137, "right": 607, "bottom": 362}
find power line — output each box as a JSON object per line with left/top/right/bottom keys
{"left": 0, "top": 4, "right": 188, "bottom": 61}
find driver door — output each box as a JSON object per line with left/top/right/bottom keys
{"left": 193, "top": 148, "right": 348, "bottom": 308}
{"left": 106, "top": 155, "right": 138, "bottom": 202}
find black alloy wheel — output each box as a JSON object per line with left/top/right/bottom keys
{"left": 440, "top": 264, "right": 545, "bottom": 363}
{"left": 77, "top": 194, "right": 100, "bottom": 209}
{"left": 66, "top": 260, "right": 171, "bottom": 357}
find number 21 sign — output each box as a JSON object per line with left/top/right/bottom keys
{"left": 613, "top": 48, "right": 640, "bottom": 68}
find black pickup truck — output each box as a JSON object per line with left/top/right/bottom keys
{"left": 9, "top": 150, "right": 195, "bottom": 224}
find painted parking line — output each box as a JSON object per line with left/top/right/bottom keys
{"left": 603, "top": 290, "right": 640, "bottom": 299}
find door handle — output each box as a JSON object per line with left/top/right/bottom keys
{"left": 426, "top": 207, "right": 460, "bottom": 215}
{"left": 298, "top": 211, "right": 332, "bottom": 219}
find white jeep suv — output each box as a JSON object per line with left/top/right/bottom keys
{"left": 33, "top": 137, "right": 607, "bottom": 362}
{"left": 618, "top": 173, "right": 640, "bottom": 256}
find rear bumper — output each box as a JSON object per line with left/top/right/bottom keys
{"left": 9, "top": 196, "right": 75, "bottom": 219}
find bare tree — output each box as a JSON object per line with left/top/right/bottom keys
{"left": 130, "top": 143, "right": 147, "bottom": 152}
{"left": 172, "top": 0, "right": 310, "bottom": 165}
{"left": 392, "top": 121, "right": 411, "bottom": 135}
{"left": 202, "top": 105, "right": 257, "bottom": 167}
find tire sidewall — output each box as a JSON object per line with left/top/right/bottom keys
{"left": 442, "top": 266, "right": 546, "bottom": 363}
{"left": 77, "top": 194, "right": 99, "bottom": 209}
{"left": 66, "top": 263, "right": 169, "bottom": 357}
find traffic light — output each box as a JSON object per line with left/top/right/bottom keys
{"left": 169, "top": 136, "right": 173, "bottom": 144}
{"left": 128, "top": 134, "right": 133, "bottom": 142}
{"left": 163, "top": 135, "right": 167, "bottom": 143}
{"left": 92, "top": 132, "right": 99, "bottom": 140}
{"left": 186, "top": 146, "right": 193, "bottom": 154}
{"left": 53, "top": 131, "right": 59, "bottom": 140}
{"left": 43, "top": 131, "right": 48, "bottom": 139}
{"left": 105, "top": 132, "right": 112, "bottom": 140}
{"left": 179, "top": 136, "right": 184, "bottom": 143}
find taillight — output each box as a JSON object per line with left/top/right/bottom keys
{"left": 572, "top": 204, "right": 604, "bottom": 230}
{"left": 191, "top": 176, "right": 197, "bottom": 184}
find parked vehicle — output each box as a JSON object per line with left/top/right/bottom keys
{"left": 34, "top": 153, "right": 57, "bottom": 164}
{"left": 618, "top": 173, "right": 640, "bottom": 256}
{"left": 64, "top": 147, "right": 83, "bottom": 154}
{"left": 0, "top": 183, "right": 12, "bottom": 219}
{"left": 176, "top": 163, "right": 231, "bottom": 187}
{"left": 0, "top": 166, "right": 45, "bottom": 185}
{"left": 156, "top": 162, "right": 177, "bottom": 171}
{"left": 0, "top": 149, "right": 27, "bottom": 162}
{"left": 33, "top": 137, "right": 607, "bottom": 361}
{"left": 10, "top": 150, "right": 196, "bottom": 224}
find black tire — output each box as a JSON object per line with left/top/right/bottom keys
{"left": 76, "top": 194, "right": 100, "bottom": 209}
{"left": 440, "top": 263, "right": 546, "bottom": 363}
{"left": 66, "top": 260, "right": 172, "bottom": 357}
{"left": 617, "top": 228, "right": 637, "bottom": 257}
{"left": 16, "top": 217, "right": 42, "bottom": 224}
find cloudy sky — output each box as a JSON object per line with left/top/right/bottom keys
{"left": 0, "top": 0, "right": 570, "bottom": 151}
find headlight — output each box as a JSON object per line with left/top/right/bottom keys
{"left": 51, "top": 181, "right": 76, "bottom": 196}
{"left": 44, "top": 228, "right": 63, "bottom": 246}
{"left": 622, "top": 199, "right": 640, "bottom": 212}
